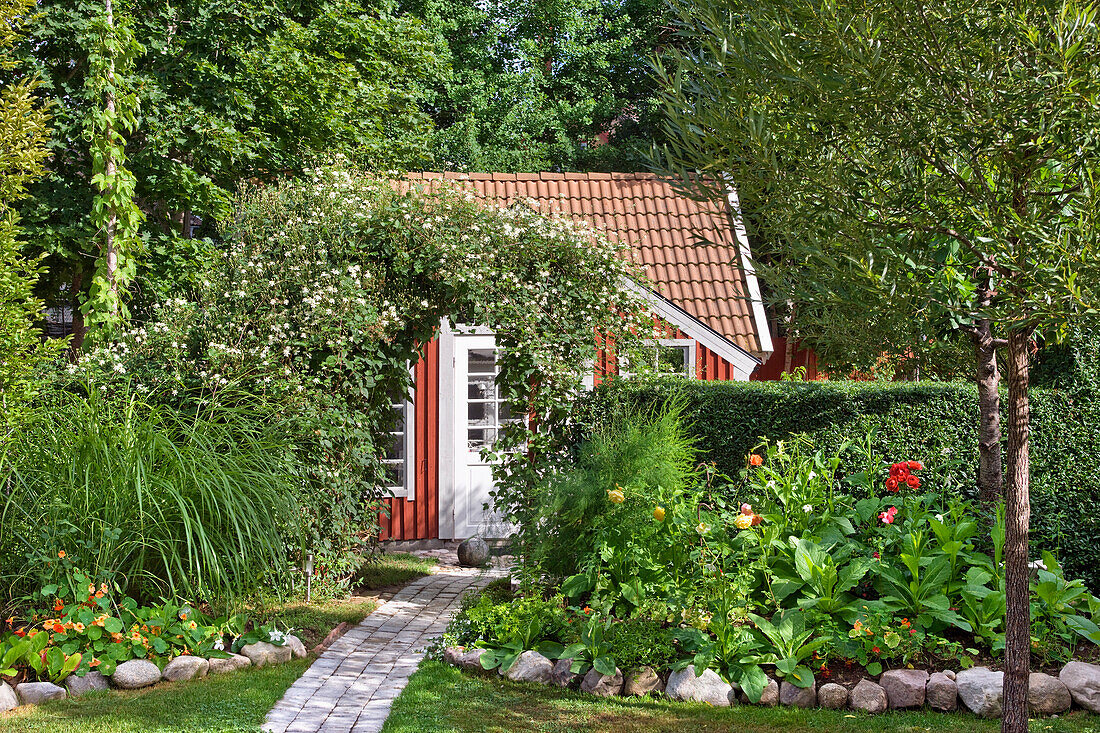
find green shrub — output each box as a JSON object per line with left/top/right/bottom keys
{"left": 572, "top": 379, "right": 1100, "bottom": 591}
{"left": 518, "top": 399, "right": 700, "bottom": 583}
{"left": 448, "top": 591, "right": 568, "bottom": 649}
{"left": 0, "top": 385, "right": 301, "bottom": 605}
{"left": 606, "top": 618, "right": 675, "bottom": 671}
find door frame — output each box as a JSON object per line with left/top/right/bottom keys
{"left": 438, "top": 320, "right": 496, "bottom": 539}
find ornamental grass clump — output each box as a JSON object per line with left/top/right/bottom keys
{"left": 0, "top": 384, "right": 300, "bottom": 605}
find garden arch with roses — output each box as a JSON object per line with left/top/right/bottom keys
{"left": 69, "top": 165, "right": 656, "bottom": 582}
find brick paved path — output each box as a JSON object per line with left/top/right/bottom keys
{"left": 263, "top": 565, "right": 502, "bottom": 733}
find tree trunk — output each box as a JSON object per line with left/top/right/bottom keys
{"left": 1001, "top": 330, "right": 1032, "bottom": 733}
{"left": 69, "top": 268, "right": 85, "bottom": 356}
{"left": 973, "top": 320, "right": 1003, "bottom": 502}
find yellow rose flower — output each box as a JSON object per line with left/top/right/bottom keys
{"left": 607, "top": 489, "right": 625, "bottom": 504}
{"left": 734, "top": 514, "right": 753, "bottom": 530}
{"left": 653, "top": 506, "right": 666, "bottom": 521}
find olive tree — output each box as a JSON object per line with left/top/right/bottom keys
{"left": 651, "top": 1, "right": 1100, "bottom": 730}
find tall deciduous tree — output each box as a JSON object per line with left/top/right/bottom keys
{"left": 399, "top": 0, "right": 672, "bottom": 171}
{"left": 16, "top": 0, "right": 441, "bottom": 323}
{"left": 651, "top": 2, "right": 1100, "bottom": 730}
{"left": 0, "top": 0, "right": 56, "bottom": 441}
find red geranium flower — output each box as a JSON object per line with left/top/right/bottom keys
{"left": 907, "top": 460, "right": 923, "bottom": 471}
{"left": 885, "top": 477, "right": 899, "bottom": 492}
{"left": 906, "top": 474, "right": 920, "bottom": 489}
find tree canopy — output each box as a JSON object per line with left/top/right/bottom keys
{"left": 400, "top": 0, "right": 671, "bottom": 171}
{"left": 0, "top": 0, "right": 55, "bottom": 442}
{"left": 651, "top": 1, "right": 1100, "bottom": 729}
{"left": 16, "top": 0, "right": 442, "bottom": 315}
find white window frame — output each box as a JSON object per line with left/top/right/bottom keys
{"left": 382, "top": 387, "right": 416, "bottom": 501}
{"left": 619, "top": 338, "right": 697, "bottom": 379}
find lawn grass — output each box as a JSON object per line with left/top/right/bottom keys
{"left": 260, "top": 552, "right": 436, "bottom": 648}
{"left": 261, "top": 595, "right": 381, "bottom": 649}
{"left": 354, "top": 551, "right": 439, "bottom": 590}
{"left": 0, "top": 660, "right": 309, "bottom": 733}
{"left": 382, "top": 661, "right": 1100, "bottom": 733}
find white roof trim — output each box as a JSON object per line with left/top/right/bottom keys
{"left": 725, "top": 186, "right": 774, "bottom": 358}
{"left": 625, "top": 279, "right": 762, "bottom": 378}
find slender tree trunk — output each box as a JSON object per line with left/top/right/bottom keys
{"left": 69, "top": 268, "right": 85, "bottom": 356}
{"left": 1001, "top": 330, "right": 1033, "bottom": 733}
{"left": 101, "top": 0, "right": 120, "bottom": 312}
{"left": 973, "top": 320, "right": 1003, "bottom": 502}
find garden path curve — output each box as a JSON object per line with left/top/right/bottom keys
{"left": 263, "top": 561, "right": 504, "bottom": 733}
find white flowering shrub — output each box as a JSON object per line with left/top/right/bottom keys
{"left": 62, "top": 164, "right": 655, "bottom": 590}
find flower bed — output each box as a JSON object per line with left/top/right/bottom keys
{"left": 0, "top": 560, "right": 304, "bottom": 713}
{"left": 441, "top": 406, "right": 1100, "bottom": 719}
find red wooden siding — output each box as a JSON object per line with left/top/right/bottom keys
{"left": 379, "top": 339, "right": 440, "bottom": 541}
{"left": 750, "top": 336, "right": 820, "bottom": 381}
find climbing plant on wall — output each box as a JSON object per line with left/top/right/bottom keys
{"left": 82, "top": 0, "right": 144, "bottom": 337}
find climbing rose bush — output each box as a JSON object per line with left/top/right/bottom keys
{"left": 61, "top": 164, "right": 656, "bottom": 591}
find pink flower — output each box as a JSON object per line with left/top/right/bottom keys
{"left": 879, "top": 506, "right": 898, "bottom": 524}
{"left": 740, "top": 503, "right": 753, "bottom": 516}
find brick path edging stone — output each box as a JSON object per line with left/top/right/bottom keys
{"left": 263, "top": 565, "right": 503, "bottom": 733}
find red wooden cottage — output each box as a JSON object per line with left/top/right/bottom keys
{"left": 380, "top": 172, "right": 775, "bottom": 543}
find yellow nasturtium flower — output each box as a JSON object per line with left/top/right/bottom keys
{"left": 653, "top": 506, "right": 666, "bottom": 521}
{"left": 607, "top": 488, "right": 625, "bottom": 504}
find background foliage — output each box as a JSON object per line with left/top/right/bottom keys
{"left": 571, "top": 379, "right": 1100, "bottom": 592}
{"left": 0, "top": 0, "right": 55, "bottom": 444}
{"left": 397, "top": 0, "right": 671, "bottom": 172}
{"left": 16, "top": 0, "right": 442, "bottom": 318}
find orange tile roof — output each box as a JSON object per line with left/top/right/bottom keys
{"left": 405, "top": 172, "right": 765, "bottom": 357}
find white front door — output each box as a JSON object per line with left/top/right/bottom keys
{"left": 450, "top": 333, "right": 513, "bottom": 539}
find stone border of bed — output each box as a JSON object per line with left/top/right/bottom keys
{"left": 0, "top": 636, "right": 307, "bottom": 714}
{"left": 444, "top": 647, "right": 1100, "bottom": 718}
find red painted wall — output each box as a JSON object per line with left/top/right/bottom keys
{"left": 751, "top": 336, "right": 820, "bottom": 381}
{"left": 379, "top": 339, "right": 440, "bottom": 541}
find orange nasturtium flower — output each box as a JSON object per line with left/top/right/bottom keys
{"left": 53, "top": 599, "right": 64, "bottom": 612}
{"left": 57, "top": 550, "right": 66, "bottom": 558}
{"left": 749, "top": 453, "right": 763, "bottom": 466}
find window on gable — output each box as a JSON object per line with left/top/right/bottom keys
{"left": 619, "top": 339, "right": 697, "bottom": 379}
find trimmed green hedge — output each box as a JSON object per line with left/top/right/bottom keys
{"left": 572, "top": 379, "right": 1100, "bottom": 591}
